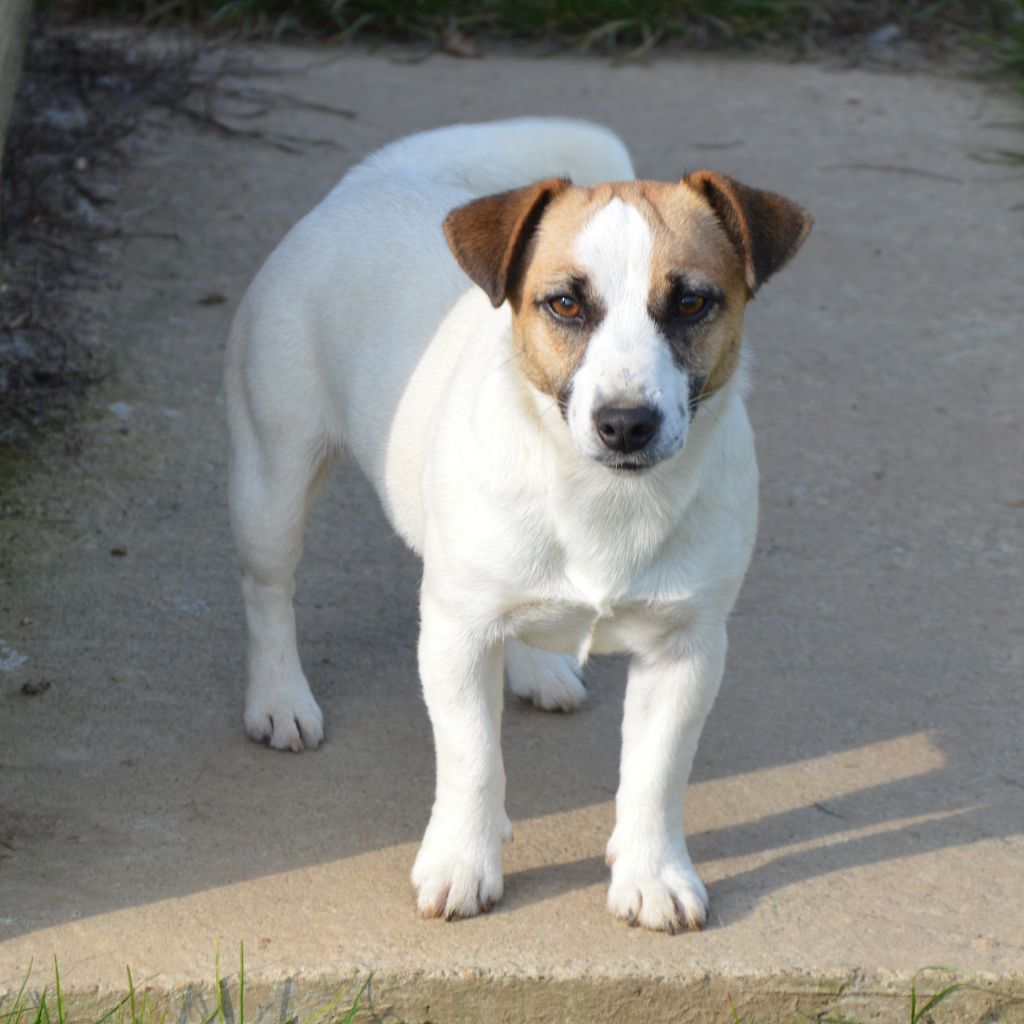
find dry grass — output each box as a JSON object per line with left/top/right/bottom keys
{"left": 42, "top": 0, "right": 1024, "bottom": 72}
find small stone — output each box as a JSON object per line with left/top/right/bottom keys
{"left": 42, "top": 99, "right": 89, "bottom": 132}
{"left": 108, "top": 401, "right": 134, "bottom": 422}
{"left": 21, "top": 680, "right": 50, "bottom": 697}
{"left": 868, "top": 23, "right": 903, "bottom": 49}
{"left": 110, "top": 545, "right": 128, "bottom": 557}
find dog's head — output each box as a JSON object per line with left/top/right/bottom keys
{"left": 444, "top": 173, "right": 811, "bottom": 472}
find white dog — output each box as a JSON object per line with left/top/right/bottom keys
{"left": 225, "top": 118, "right": 811, "bottom": 932}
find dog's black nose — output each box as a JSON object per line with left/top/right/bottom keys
{"left": 593, "top": 405, "right": 661, "bottom": 453}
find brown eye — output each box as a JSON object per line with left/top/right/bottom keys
{"left": 677, "top": 294, "right": 708, "bottom": 318}
{"left": 548, "top": 295, "right": 581, "bottom": 319}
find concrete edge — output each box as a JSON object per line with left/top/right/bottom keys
{"left": 3, "top": 972, "right": 1021, "bottom": 1024}
{"left": 0, "top": 0, "right": 32, "bottom": 190}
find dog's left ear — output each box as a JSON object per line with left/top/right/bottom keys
{"left": 444, "top": 177, "right": 572, "bottom": 308}
{"left": 683, "top": 170, "right": 812, "bottom": 295}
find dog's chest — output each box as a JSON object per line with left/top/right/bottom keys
{"left": 506, "top": 568, "right": 696, "bottom": 662}
{"left": 497, "top": 491, "right": 706, "bottom": 661}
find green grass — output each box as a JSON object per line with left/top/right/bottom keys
{"left": 0, "top": 948, "right": 378, "bottom": 1024}
{"left": 45, "top": 0, "right": 1024, "bottom": 72}
{"left": 818, "top": 967, "right": 996, "bottom": 1024}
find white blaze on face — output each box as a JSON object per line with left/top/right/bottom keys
{"left": 566, "top": 198, "right": 690, "bottom": 465}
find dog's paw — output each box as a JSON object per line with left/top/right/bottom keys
{"left": 606, "top": 848, "right": 708, "bottom": 934}
{"left": 244, "top": 682, "right": 324, "bottom": 752}
{"left": 412, "top": 820, "right": 506, "bottom": 920}
{"left": 505, "top": 640, "right": 586, "bottom": 712}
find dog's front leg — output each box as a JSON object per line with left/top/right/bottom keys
{"left": 606, "top": 624, "right": 727, "bottom": 933}
{"left": 411, "top": 587, "right": 510, "bottom": 919}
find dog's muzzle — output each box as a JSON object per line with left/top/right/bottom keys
{"left": 591, "top": 403, "right": 668, "bottom": 472}
{"left": 593, "top": 404, "right": 661, "bottom": 453}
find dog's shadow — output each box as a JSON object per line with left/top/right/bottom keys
{"left": 2, "top": 462, "right": 1021, "bottom": 944}
{"left": 496, "top": 742, "right": 1016, "bottom": 930}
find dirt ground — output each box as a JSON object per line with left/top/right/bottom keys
{"left": 1, "top": 36, "right": 1023, "bottom": 1023}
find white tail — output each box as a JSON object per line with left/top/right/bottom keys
{"left": 349, "top": 117, "right": 635, "bottom": 196}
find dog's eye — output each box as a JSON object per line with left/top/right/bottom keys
{"left": 677, "top": 294, "right": 708, "bottom": 319}
{"left": 548, "top": 295, "right": 582, "bottom": 320}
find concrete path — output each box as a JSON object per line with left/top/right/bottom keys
{"left": 1, "top": 46, "right": 1022, "bottom": 1023}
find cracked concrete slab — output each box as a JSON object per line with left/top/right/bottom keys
{"left": 1, "top": 44, "right": 1022, "bottom": 1023}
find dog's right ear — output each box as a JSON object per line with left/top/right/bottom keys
{"left": 444, "top": 177, "right": 572, "bottom": 308}
{"left": 683, "top": 170, "right": 812, "bottom": 296}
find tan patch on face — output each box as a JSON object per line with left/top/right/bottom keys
{"left": 507, "top": 185, "right": 610, "bottom": 405}
{"left": 508, "top": 181, "right": 750, "bottom": 408}
{"left": 620, "top": 181, "right": 749, "bottom": 402}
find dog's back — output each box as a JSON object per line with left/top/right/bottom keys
{"left": 226, "top": 119, "right": 636, "bottom": 538}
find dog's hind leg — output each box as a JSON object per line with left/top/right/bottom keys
{"left": 505, "top": 639, "right": 586, "bottom": 712}
{"left": 228, "top": 403, "right": 334, "bottom": 752}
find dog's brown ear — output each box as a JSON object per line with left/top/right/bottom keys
{"left": 444, "top": 177, "right": 572, "bottom": 308}
{"left": 683, "top": 170, "right": 812, "bottom": 295}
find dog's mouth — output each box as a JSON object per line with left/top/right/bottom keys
{"left": 593, "top": 431, "right": 687, "bottom": 474}
{"left": 598, "top": 454, "right": 656, "bottom": 474}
